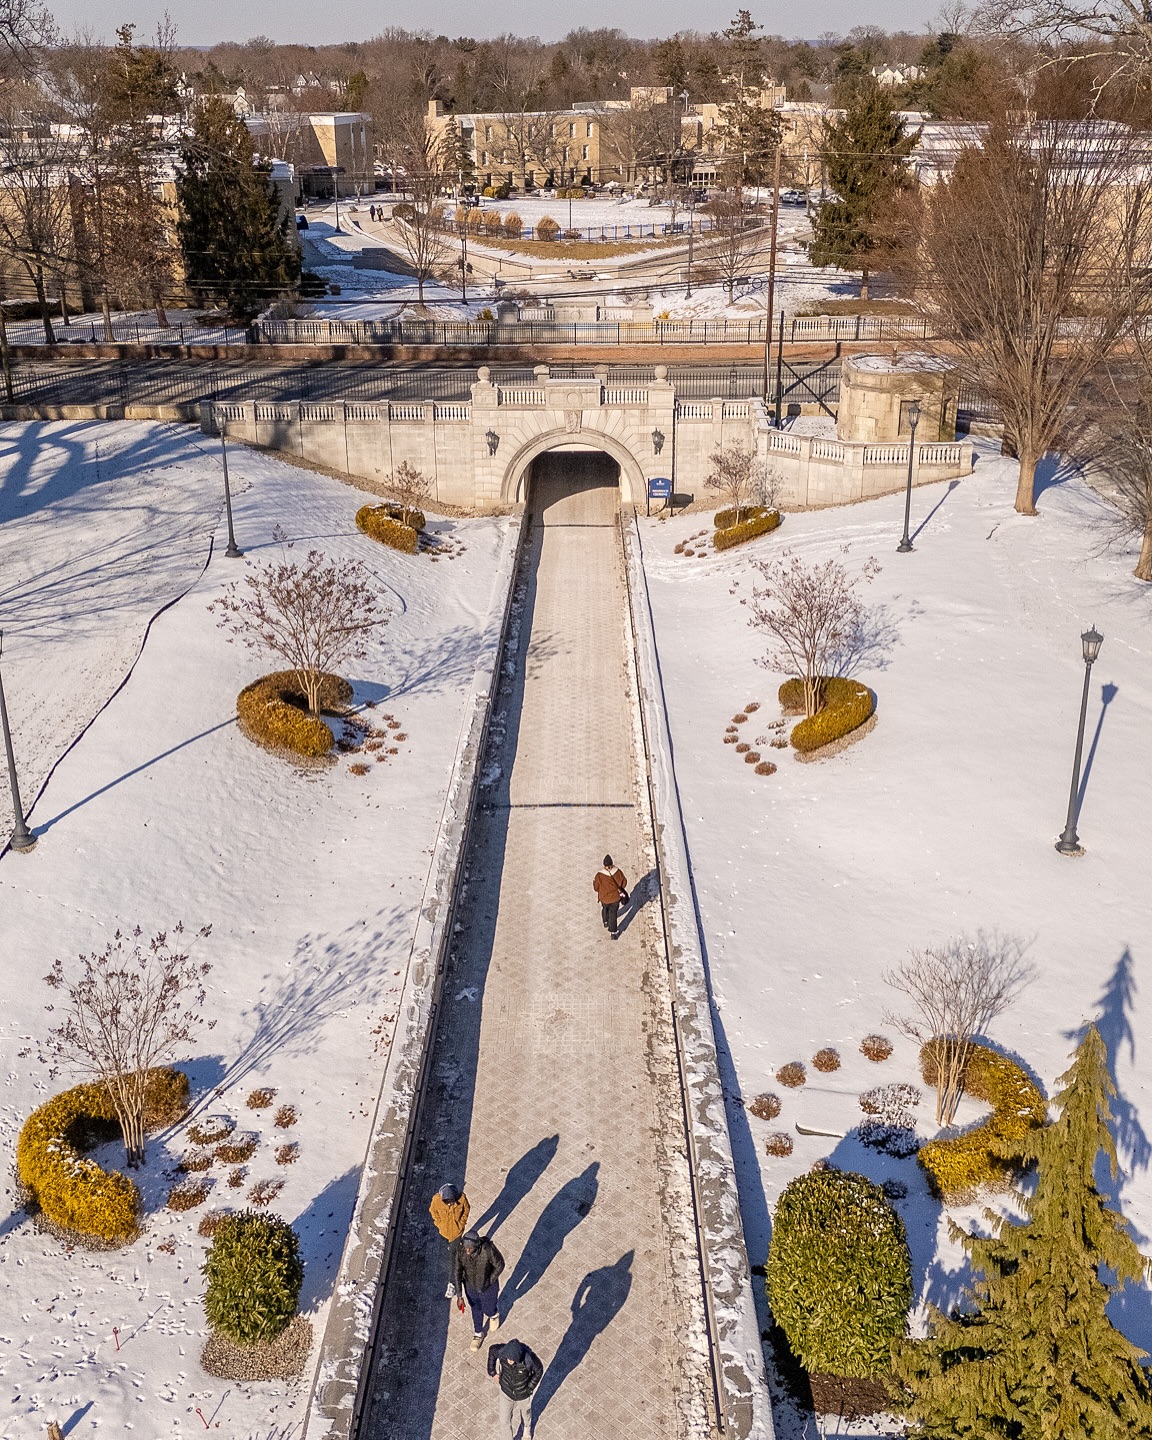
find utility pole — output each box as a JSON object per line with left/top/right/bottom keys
{"left": 763, "top": 144, "right": 782, "bottom": 404}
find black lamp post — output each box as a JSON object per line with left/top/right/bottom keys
{"left": 219, "top": 431, "right": 243, "bottom": 559}
{"left": 0, "top": 631, "right": 36, "bottom": 852}
{"left": 897, "top": 400, "right": 921, "bottom": 553}
{"left": 1056, "top": 625, "right": 1104, "bottom": 856}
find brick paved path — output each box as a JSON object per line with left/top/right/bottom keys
{"left": 361, "top": 454, "right": 710, "bottom": 1440}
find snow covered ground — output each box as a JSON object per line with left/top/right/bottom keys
{"left": 639, "top": 445, "right": 1152, "bottom": 1427}
{"left": 0, "top": 422, "right": 514, "bottom": 1439}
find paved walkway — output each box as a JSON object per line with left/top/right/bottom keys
{"left": 361, "top": 454, "right": 710, "bottom": 1440}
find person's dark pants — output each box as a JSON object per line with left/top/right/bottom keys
{"left": 446, "top": 1236, "right": 462, "bottom": 1289}
{"left": 465, "top": 1281, "right": 499, "bottom": 1333}
{"left": 601, "top": 900, "right": 620, "bottom": 934}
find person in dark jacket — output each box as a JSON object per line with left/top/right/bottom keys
{"left": 455, "top": 1230, "right": 505, "bottom": 1350}
{"left": 487, "top": 1338, "right": 543, "bottom": 1438}
{"left": 593, "top": 854, "right": 629, "bottom": 939}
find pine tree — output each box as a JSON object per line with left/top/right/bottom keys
{"left": 177, "top": 97, "right": 300, "bottom": 320}
{"left": 808, "top": 80, "right": 915, "bottom": 299}
{"left": 896, "top": 1024, "right": 1152, "bottom": 1439}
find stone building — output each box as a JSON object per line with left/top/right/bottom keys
{"left": 245, "top": 111, "right": 374, "bottom": 198}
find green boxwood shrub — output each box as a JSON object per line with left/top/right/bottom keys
{"left": 713, "top": 507, "right": 782, "bottom": 551}
{"left": 355, "top": 503, "right": 421, "bottom": 553}
{"left": 917, "top": 1040, "right": 1047, "bottom": 1201}
{"left": 236, "top": 670, "right": 352, "bottom": 759}
{"left": 767, "top": 1169, "right": 912, "bottom": 1380}
{"left": 778, "top": 676, "right": 875, "bottom": 753}
{"left": 203, "top": 1210, "right": 304, "bottom": 1345}
{"left": 17, "top": 1068, "right": 189, "bottom": 1246}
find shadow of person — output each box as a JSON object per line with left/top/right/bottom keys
{"left": 616, "top": 868, "right": 659, "bottom": 937}
{"left": 531, "top": 1251, "right": 634, "bottom": 1428}
{"left": 474, "top": 1134, "right": 560, "bottom": 1236}
{"left": 503, "top": 1163, "right": 600, "bottom": 1309}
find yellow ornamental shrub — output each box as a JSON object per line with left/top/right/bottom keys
{"left": 713, "top": 509, "right": 782, "bottom": 551}
{"left": 917, "top": 1041, "right": 1047, "bottom": 1201}
{"left": 536, "top": 216, "right": 561, "bottom": 241}
{"left": 789, "top": 678, "right": 875, "bottom": 753}
{"left": 355, "top": 504, "right": 420, "bottom": 554}
{"left": 17, "top": 1068, "right": 189, "bottom": 1246}
{"left": 503, "top": 212, "right": 523, "bottom": 237}
{"left": 236, "top": 671, "right": 352, "bottom": 759}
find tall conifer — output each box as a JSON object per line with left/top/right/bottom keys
{"left": 808, "top": 80, "right": 914, "bottom": 299}
{"left": 177, "top": 97, "right": 299, "bottom": 319}
{"left": 896, "top": 1024, "right": 1152, "bottom": 1439}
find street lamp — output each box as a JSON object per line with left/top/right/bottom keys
{"left": 219, "top": 431, "right": 243, "bottom": 559}
{"left": 651, "top": 428, "right": 665, "bottom": 455}
{"left": 1055, "top": 626, "right": 1104, "bottom": 856}
{"left": 486, "top": 429, "right": 500, "bottom": 456}
{"left": 0, "top": 631, "right": 36, "bottom": 852}
{"left": 897, "top": 401, "right": 921, "bottom": 553}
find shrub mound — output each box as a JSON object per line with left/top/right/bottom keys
{"left": 355, "top": 503, "right": 422, "bottom": 554}
{"left": 765, "top": 1132, "right": 794, "bottom": 1156}
{"left": 236, "top": 671, "right": 352, "bottom": 760}
{"left": 779, "top": 677, "right": 875, "bottom": 755}
{"left": 749, "top": 1093, "right": 782, "bottom": 1121}
{"left": 813, "top": 1048, "right": 841, "bottom": 1073}
{"left": 713, "top": 506, "right": 783, "bottom": 551}
{"left": 917, "top": 1041, "right": 1047, "bottom": 1201}
{"left": 767, "top": 1169, "right": 912, "bottom": 1381}
{"left": 17, "top": 1067, "right": 189, "bottom": 1247}
{"left": 203, "top": 1210, "right": 303, "bottom": 1345}
{"left": 861, "top": 1034, "right": 894, "bottom": 1063}
{"left": 777, "top": 1062, "right": 806, "bottom": 1088}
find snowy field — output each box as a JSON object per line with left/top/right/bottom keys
{"left": 639, "top": 447, "right": 1152, "bottom": 1427}
{"left": 0, "top": 422, "right": 514, "bottom": 1439}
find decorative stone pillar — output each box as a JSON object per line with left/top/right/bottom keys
{"left": 837, "top": 353, "right": 960, "bottom": 443}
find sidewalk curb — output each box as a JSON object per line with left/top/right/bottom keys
{"left": 623, "top": 514, "right": 774, "bottom": 1440}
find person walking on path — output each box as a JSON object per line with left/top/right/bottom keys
{"left": 429, "top": 1182, "right": 470, "bottom": 1298}
{"left": 455, "top": 1230, "right": 505, "bottom": 1350}
{"left": 593, "top": 854, "right": 629, "bottom": 940}
{"left": 487, "top": 1338, "right": 543, "bottom": 1439}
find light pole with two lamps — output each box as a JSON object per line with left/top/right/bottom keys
{"left": 897, "top": 401, "right": 921, "bottom": 553}
{"left": 1055, "top": 626, "right": 1104, "bottom": 856}
{"left": 0, "top": 631, "right": 36, "bottom": 852}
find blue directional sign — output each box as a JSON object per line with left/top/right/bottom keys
{"left": 648, "top": 476, "right": 672, "bottom": 498}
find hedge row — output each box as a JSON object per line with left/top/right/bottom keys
{"left": 789, "top": 677, "right": 874, "bottom": 753}
{"left": 768, "top": 1169, "right": 912, "bottom": 1380}
{"left": 355, "top": 503, "right": 422, "bottom": 554}
{"left": 17, "top": 1068, "right": 189, "bottom": 1245}
{"left": 236, "top": 670, "right": 352, "bottom": 759}
{"left": 917, "top": 1040, "right": 1047, "bottom": 1201}
{"left": 713, "top": 507, "right": 783, "bottom": 551}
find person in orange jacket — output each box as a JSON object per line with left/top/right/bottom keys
{"left": 593, "top": 854, "right": 629, "bottom": 939}
{"left": 429, "top": 1182, "right": 470, "bottom": 1298}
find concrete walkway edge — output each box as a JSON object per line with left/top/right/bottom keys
{"left": 623, "top": 514, "right": 775, "bottom": 1440}
{"left": 300, "top": 511, "right": 526, "bottom": 1440}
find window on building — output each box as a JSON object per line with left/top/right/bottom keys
{"left": 582, "top": 145, "right": 589, "bottom": 160}
{"left": 587, "top": 122, "right": 593, "bottom": 137}
{"left": 485, "top": 125, "right": 492, "bottom": 141}
{"left": 563, "top": 146, "right": 570, "bottom": 163}
{"left": 482, "top": 151, "right": 489, "bottom": 165}
{"left": 569, "top": 122, "right": 576, "bottom": 138}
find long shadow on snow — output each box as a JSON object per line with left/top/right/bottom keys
{"left": 295, "top": 1167, "right": 363, "bottom": 1313}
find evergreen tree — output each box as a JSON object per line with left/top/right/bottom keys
{"left": 896, "top": 1024, "right": 1152, "bottom": 1439}
{"left": 177, "top": 97, "right": 300, "bottom": 320}
{"left": 808, "top": 80, "right": 915, "bottom": 299}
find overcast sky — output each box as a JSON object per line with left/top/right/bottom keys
{"left": 49, "top": 0, "right": 942, "bottom": 48}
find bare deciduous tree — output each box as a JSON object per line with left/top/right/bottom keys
{"left": 39, "top": 924, "right": 213, "bottom": 1166}
{"left": 748, "top": 549, "right": 881, "bottom": 718}
{"left": 393, "top": 186, "right": 451, "bottom": 306}
{"left": 703, "top": 190, "right": 763, "bottom": 302}
{"left": 705, "top": 441, "right": 779, "bottom": 522}
{"left": 389, "top": 459, "right": 433, "bottom": 528}
{"left": 1079, "top": 337, "right": 1152, "bottom": 580}
{"left": 909, "top": 118, "right": 1152, "bottom": 516}
{"left": 211, "top": 547, "right": 390, "bottom": 717}
{"left": 885, "top": 931, "right": 1035, "bottom": 1125}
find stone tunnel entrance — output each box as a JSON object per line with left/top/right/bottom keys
{"left": 528, "top": 448, "right": 621, "bottom": 522}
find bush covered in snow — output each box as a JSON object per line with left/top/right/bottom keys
{"left": 860, "top": 1034, "right": 894, "bottom": 1062}
{"left": 917, "top": 1040, "right": 1046, "bottom": 1200}
{"left": 203, "top": 1210, "right": 303, "bottom": 1345}
{"left": 777, "top": 1061, "right": 806, "bottom": 1087}
{"left": 767, "top": 1169, "right": 912, "bottom": 1380}
{"left": 17, "top": 1067, "right": 187, "bottom": 1247}
{"left": 813, "top": 1047, "right": 841, "bottom": 1073}
{"left": 236, "top": 671, "right": 351, "bottom": 759}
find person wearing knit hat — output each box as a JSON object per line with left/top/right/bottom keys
{"left": 428, "top": 1181, "right": 470, "bottom": 1298}
{"left": 592, "top": 853, "right": 629, "bottom": 940}
{"left": 487, "top": 1336, "right": 543, "bottom": 1438}
{"left": 455, "top": 1230, "right": 505, "bottom": 1350}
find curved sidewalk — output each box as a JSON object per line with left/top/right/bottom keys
{"left": 360, "top": 456, "right": 710, "bottom": 1439}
